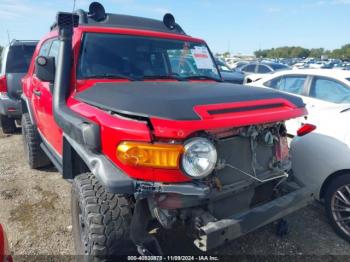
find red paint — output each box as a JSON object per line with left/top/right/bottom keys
{"left": 0, "top": 225, "right": 3, "bottom": 257}
{"left": 78, "top": 26, "right": 205, "bottom": 43}
{"left": 0, "top": 75, "right": 7, "bottom": 93}
{"left": 297, "top": 123, "right": 316, "bottom": 137}
{"left": 68, "top": 96, "right": 191, "bottom": 182}
{"left": 0, "top": 224, "right": 12, "bottom": 262}
{"left": 151, "top": 99, "right": 307, "bottom": 139}
{"left": 23, "top": 23, "right": 307, "bottom": 183}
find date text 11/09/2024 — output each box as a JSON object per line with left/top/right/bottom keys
{"left": 127, "top": 256, "right": 220, "bottom": 261}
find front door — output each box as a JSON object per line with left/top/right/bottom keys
{"left": 34, "top": 39, "right": 63, "bottom": 155}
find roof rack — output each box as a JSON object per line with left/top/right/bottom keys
{"left": 50, "top": 2, "right": 186, "bottom": 36}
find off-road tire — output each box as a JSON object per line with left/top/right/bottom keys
{"left": 0, "top": 115, "right": 16, "bottom": 134}
{"left": 325, "top": 173, "right": 350, "bottom": 242}
{"left": 71, "top": 173, "right": 134, "bottom": 260}
{"left": 21, "top": 113, "right": 51, "bottom": 169}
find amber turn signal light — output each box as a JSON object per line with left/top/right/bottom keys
{"left": 117, "top": 142, "right": 184, "bottom": 169}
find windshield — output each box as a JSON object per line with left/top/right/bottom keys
{"left": 6, "top": 45, "right": 36, "bottom": 73}
{"left": 78, "top": 33, "right": 220, "bottom": 81}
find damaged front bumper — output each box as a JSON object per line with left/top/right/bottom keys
{"left": 194, "top": 186, "right": 313, "bottom": 251}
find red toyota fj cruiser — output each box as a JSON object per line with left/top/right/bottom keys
{"left": 22, "top": 2, "right": 313, "bottom": 258}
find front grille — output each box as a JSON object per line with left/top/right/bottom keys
{"left": 215, "top": 135, "right": 276, "bottom": 186}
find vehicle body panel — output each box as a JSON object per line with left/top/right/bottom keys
{"left": 6, "top": 73, "right": 26, "bottom": 100}
{"left": 74, "top": 81, "right": 305, "bottom": 121}
{"left": 0, "top": 92, "right": 21, "bottom": 117}
{"left": 291, "top": 132, "right": 350, "bottom": 200}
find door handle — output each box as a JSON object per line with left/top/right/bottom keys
{"left": 33, "top": 89, "right": 41, "bottom": 97}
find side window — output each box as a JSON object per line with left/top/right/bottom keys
{"left": 264, "top": 76, "right": 282, "bottom": 89}
{"left": 265, "top": 75, "right": 306, "bottom": 95}
{"left": 310, "top": 77, "right": 350, "bottom": 103}
{"left": 6, "top": 45, "right": 36, "bottom": 73}
{"left": 39, "top": 39, "right": 53, "bottom": 56}
{"left": 257, "top": 65, "right": 271, "bottom": 73}
{"left": 48, "top": 40, "right": 59, "bottom": 66}
{"left": 241, "top": 64, "right": 256, "bottom": 73}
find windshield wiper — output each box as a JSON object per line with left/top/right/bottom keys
{"left": 142, "top": 74, "right": 185, "bottom": 81}
{"left": 86, "top": 74, "right": 136, "bottom": 81}
{"left": 183, "top": 75, "right": 222, "bottom": 82}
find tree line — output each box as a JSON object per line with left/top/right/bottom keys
{"left": 254, "top": 44, "right": 350, "bottom": 59}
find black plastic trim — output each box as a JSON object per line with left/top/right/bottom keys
{"left": 64, "top": 134, "right": 134, "bottom": 194}
{"left": 21, "top": 94, "right": 36, "bottom": 125}
{"left": 208, "top": 103, "right": 283, "bottom": 115}
{"left": 53, "top": 12, "right": 100, "bottom": 151}
{"left": 40, "top": 142, "right": 63, "bottom": 173}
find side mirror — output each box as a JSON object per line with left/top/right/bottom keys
{"left": 35, "top": 56, "right": 55, "bottom": 83}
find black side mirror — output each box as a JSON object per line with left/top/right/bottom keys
{"left": 35, "top": 56, "right": 55, "bottom": 83}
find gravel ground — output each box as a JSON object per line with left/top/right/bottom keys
{"left": 0, "top": 130, "right": 350, "bottom": 259}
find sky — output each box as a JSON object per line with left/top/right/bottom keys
{"left": 0, "top": 0, "right": 349, "bottom": 55}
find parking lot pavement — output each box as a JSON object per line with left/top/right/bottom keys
{"left": 0, "top": 130, "right": 350, "bottom": 258}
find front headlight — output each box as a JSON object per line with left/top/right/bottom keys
{"left": 181, "top": 137, "right": 217, "bottom": 179}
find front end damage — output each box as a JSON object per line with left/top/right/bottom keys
{"left": 71, "top": 79, "right": 309, "bottom": 254}
{"left": 131, "top": 123, "right": 313, "bottom": 252}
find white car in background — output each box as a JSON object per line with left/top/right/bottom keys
{"left": 246, "top": 69, "right": 350, "bottom": 134}
{"left": 291, "top": 108, "right": 350, "bottom": 243}
{"left": 247, "top": 68, "right": 350, "bottom": 242}
{"left": 242, "top": 61, "right": 291, "bottom": 84}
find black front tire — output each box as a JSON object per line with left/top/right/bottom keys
{"left": 0, "top": 115, "right": 16, "bottom": 134}
{"left": 325, "top": 173, "right": 350, "bottom": 242}
{"left": 71, "top": 173, "right": 134, "bottom": 260}
{"left": 21, "top": 113, "right": 51, "bottom": 169}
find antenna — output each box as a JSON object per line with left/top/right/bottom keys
{"left": 73, "top": 0, "right": 76, "bottom": 11}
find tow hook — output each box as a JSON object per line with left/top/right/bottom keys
{"left": 130, "top": 199, "right": 164, "bottom": 256}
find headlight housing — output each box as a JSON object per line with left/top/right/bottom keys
{"left": 181, "top": 137, "right": 217, "bottom": 179}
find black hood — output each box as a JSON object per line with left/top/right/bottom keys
{"left": 75, "top": 82, "right": 305, "bottom": 120}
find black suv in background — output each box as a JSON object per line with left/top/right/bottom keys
{"left": 0, "top": 40, "right": 37, "bottom": 133}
